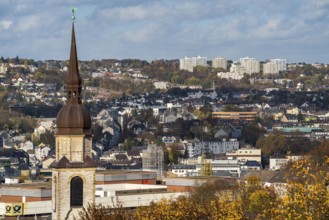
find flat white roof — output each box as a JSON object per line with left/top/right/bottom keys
{"left": 96, "top": 183, "right": 167, "bottom": 192}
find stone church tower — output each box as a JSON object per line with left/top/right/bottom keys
{"left": 51, "top": 19, "right": 96, "bottom": 220}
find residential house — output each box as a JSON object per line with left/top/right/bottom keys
{"left": 153, "top": 81, "right": 169, "bottom": 90}
{"left": 182, "top": 139, "right": 239, "bottom": 158}
{"left": 281, "top": 114, "right": 298, "bottom": 123}
{"left": 34, "top": 144, "right": 51, "bottom": 161}
{"left": 160, "top": 109, "right": 177, "bottom": 124}
{"left": 127, "top": 120, "right": 146, "bottom": 135}
{"left": 226, "top": 148, "right": 261, "bottom": 163}
{"left": 162, "top": 136, "right": 178, "bottom": 145}
{"left": 171, "top": 158, "right": 241, "bottom": 177}
{"left": 171, "top": 165, "right": 197, "bottom": 177}
{"left": 286, "top": 107, "right": 300, "bottom": 115}
{"left": 240, "top": 161, "right": 262, "bottom": 170}
{"left": 19, "top": 140, "right": 34, "bottom": 152}
{"left": 214, "top": 128, "right": 229, "bottom": 140}
{"left": 177, "top": 111, "right": 197, "bottom": 121}
{"left": 270, "top": 155, "right": 302, "bottom": 170}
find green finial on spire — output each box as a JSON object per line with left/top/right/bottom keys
{"left": 72, "top": 7, "right": 77, "bottom": 22}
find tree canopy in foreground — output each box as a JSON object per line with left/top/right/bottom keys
{"left": 78, "top": 146, "right": 329, "bottom": 220}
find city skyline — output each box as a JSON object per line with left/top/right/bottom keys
{"left": 0, "top": 0, "right": 328, "bottom": 63}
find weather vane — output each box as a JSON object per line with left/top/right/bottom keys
{"left": 72, "top": 7, "right": 77, "bottom": 22}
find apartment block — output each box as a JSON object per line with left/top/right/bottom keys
{"left": 239, "top": 57, "right": 260, "bottom": 74}
{"left": 263, "top": 62, "right": 279, "bottom": 74}
{"left": 179, "top": 56, "right": 207, "bottom": 72}
{"left": 270, "top": 59, "right": 287, "bottom": 71}
{"left": 212, "top": 56, "right": 227, "bottom": 70}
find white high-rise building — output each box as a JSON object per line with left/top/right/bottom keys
{"left": 192, "top": 56, "right": 207, "bottom": 67}
{"left": 179, "top": 57, "right": 193, "bottom": 72}
{"left": 263, "top": 62, "right": 279, "bottom": 75}
{"left": 179, "top": 56, "right": 207, "bottom": 72}
{"left": 239, "top": 57, "right": 260, "bottom": 74}
{"left": 230, "top": 62, "right": 246, "bottom": 74}
{"left": 0, "top": 64, "right": 8, "bottom": 74}
{"left": 270, "top": 59, "right": 287, "bottom": 72}
{"left": 212, "top": 57, "right": 227, "bottom": 70}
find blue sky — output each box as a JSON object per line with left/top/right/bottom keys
{"left": 0, "top": 0, "right": 328, "bottom": 63}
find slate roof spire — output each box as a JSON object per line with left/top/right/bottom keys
{"left": 55, "top": 11, "right": 91, "bottom": 135}
{"left": 65, "top": 19, "right": 82, "bottom": 104}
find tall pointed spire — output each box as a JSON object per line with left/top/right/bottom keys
{"left": 67, "top": 23, "right": 82, "bottom": 87}
{"left": 56, "top": 11, "right": 91, "bottom": 135}
{"left": 65, "top": 20, "right": 82, "bottom": 104}
{"left": 51, "top": 10, "right": 96, "bottom": 220}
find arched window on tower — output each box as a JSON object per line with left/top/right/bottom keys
{"left": 70, "top": 176, "right": 83, "bottom": 207}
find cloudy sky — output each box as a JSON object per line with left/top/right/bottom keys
{"left": 0, "top": 0, "right": 328, "bottom": 63}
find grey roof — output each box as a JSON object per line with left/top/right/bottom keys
{"left": 50, "top": 156, "right": 97, "bottom": 168}
{"left": 244, "top": 161, "right": 261, "bottom": 167}
{"left": 114, "top": 154, "right": 129, "bottom": 160}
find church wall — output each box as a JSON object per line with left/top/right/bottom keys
{"left": 55, "top": 135, "right": 85, "bottom": 161}
{"left": 52, "top": 168, "right": 95, "bottom": 220}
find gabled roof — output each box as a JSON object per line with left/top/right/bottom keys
{"left": 127, "top": 149, "right": 141, "bottom": 157}
{"left": 50, "top": 155, "right": 97, "bottom": 168}
{"left": 114, "top": 154, "right": 129, "bottom": 161}
{"left": 283, "top": 114, "right": 298, "bottom": 120}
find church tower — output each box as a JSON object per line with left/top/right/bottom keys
{"left": 51, "top": 15, "right": 96, "bottom": 220}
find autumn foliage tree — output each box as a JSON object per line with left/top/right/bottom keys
{"left": 78, "top": 148, "right": 329, "bottom": 220}
{"left": 256, "top": 133, "right": 287, "bottom": 156}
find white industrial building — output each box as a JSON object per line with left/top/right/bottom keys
{"left": 217, "top": 71, "right": 244, "bottom": 80}
{"left": 269, "top": 155, "right": 302, "bottom": 170}
{"left": 171, "top": 158, "right": 241, "bottom": 177}
{"left": 226, "top": 148, "right": 261, "bottom": 163}
{"left": 0, "top": 183, "right": 185, "bottom": 218}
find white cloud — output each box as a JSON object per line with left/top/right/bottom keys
{"left": 0, "top": 0, "right": 328, "bottom": 63}
{"left": 15, "top": 15, "right": 40, "bottom": 32}
{"left": 98, "top": 4, "right": 167, "bottom": 22}
{"left": 311, "top": 0, "right": 329, "bottom": 8}
{"left": 0, "top": 20, "right": 12, "bottom": 30}
{"left": 123, "top": 23, "right": 161, "bottom": 43}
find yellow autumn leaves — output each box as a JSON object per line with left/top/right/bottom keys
{"left": 78, "top": 157, "right": 329, "bottom": 220}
